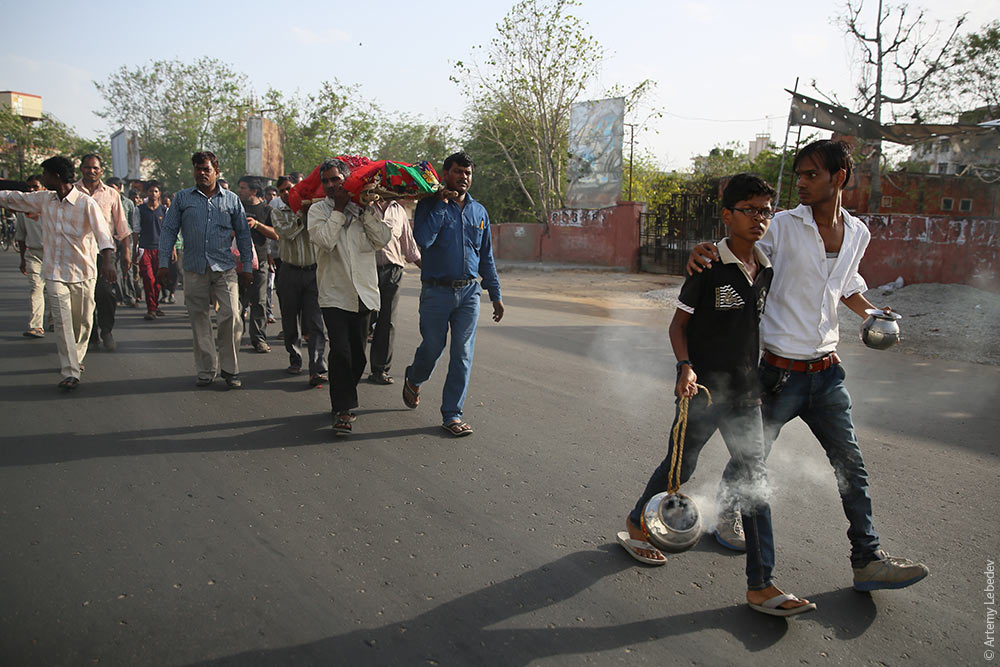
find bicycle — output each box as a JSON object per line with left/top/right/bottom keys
{"left": 0, "top": 211, "right": 16, "bottom": 251}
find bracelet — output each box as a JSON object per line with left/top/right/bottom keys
{"left": 676, "top": 360, "right": 693, "bottom": 371}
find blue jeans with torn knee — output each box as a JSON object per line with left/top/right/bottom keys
{"left": 407, "top": 282, "right": 481, "bottom": 424}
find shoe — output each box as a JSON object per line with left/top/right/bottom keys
{"left": 253, "top": 341, "right": 271, "bottom": 353}
{"left": 144, "top": 312, "right": 156, "bottom": 321}
{"left": 223, "top": 374, "right": 242, "bottom": 389}
{"left": 713, "top": 510, "right": 746, "bottom": 552}
{"left": 402, "top": 368, "right": 420, "bottom": 409}
{"left": 442, "top": 420, "right": 474, "bottom": 437}
{"left": 309, "top": 373, "right": 328, "bottom": 387}
{"left": 57, "top": 376, "right": 80, "bottom": 392}
{"left": 23, "top": 328, "right": 45, "bottom": 338}
{"left": 267, "top": 316, "right": 276, "bottom": 324}
{"left": 166, "top": 294, "right": 176, "bottom": 304}
{"left": 852, "top": 550, "right": 929, "bottom": 591}
{"left": 748, "top": 592, "right": 817, "bottom": 617}
{"left": 195, "top": 376, "right": 214, "bottom": 387}
{"left": 102, "top": 332, "right": 116, "bottom": 351}
{"left": 369, "top": 371, "right": 394, "bottom": 385}
{"left": 333, "top": 413, "right": 354, "bottom": 435}
{"left": 286, "top": 364, "right": 302, "bottom": 375}
{"left": 154, "top": 309, "right": 165, "bottom": 317}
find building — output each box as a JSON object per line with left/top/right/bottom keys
{"left": 0, "top": 91, "right": 42, "bottom": 121}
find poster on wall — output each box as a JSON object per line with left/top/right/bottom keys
{"left": 566, "top": 97, "right": 624, "bottom": 209}
{"left": 110, "top": 128, "right": 140, "bottom": 180}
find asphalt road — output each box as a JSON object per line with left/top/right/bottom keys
{"left": 0, "top": 250, "right": 997, "bottom": 666}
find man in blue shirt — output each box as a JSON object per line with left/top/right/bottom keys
{"left": 158, "top": 151, "right": 253, "bottom": 389}
{"left": 402, "top": 151, "right": 504, "bottom": 436}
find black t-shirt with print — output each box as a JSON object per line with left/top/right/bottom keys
{"left": 677, "top": 253, "right": 773, "bottom": 404}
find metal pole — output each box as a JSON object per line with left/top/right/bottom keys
{"left": 626, "top": 123, "right": 635, "bottom": 201}
{"left": 787, "top": 124, "right": 803, "bottom": 208}
{"left": 775, "top": 77, "right": 799, "bottom": 206}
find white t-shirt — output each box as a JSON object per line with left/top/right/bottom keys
{"left": 757, "top": 204, "right": 870, "bottom": 359}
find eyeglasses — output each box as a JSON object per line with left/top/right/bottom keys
{"left": 730, "top": 206, "right": 774, "bottom": 220}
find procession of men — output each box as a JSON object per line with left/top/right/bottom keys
{"left": 2, "top": 149, "right": 503, "bottom": 437}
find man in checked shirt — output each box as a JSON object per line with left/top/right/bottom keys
{"left": 0, "top": 156, "right": 117, "bottom": 391}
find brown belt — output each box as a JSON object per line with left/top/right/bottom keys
{"left": 762, "top": 350, "right": 840, "bottom": 373}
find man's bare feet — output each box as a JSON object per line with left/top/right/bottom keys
{"left": 626, "top": 517, "right": 665, "bottom": 562}
{"left": 746, "top": 585, "right": 813, "bottom": 611}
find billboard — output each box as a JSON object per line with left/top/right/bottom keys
{"left": 110, "top": 128, "right": 140, "bottom": 180}
{"left": 566, "top": 97, "right": 624, "bottom": 209}
{"left": 246, "top": 115, "right": 284, "bottom": 179}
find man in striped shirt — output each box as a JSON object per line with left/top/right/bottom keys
{"left": 272, "top": 177, "right": 327, "bottom": 385}
{"left": 0, "top": 156, "right": 116, "bottom": 391}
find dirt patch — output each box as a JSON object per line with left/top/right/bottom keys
{"left": 500, "top": 269, "right": 1000, "bottom": 366}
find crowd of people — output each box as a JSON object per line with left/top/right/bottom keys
{"left": 1, "top": 150, "right": 503, "bottom": 439}
{"left": 1, "top": 140, "right": 930, "bottom": 617}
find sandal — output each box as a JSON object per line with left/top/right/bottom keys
{"left": 442, "top": 421, "right": 473, "bottom": 437}
{"left": 333, "top": 413, "right": 354, "bottom": 435}
{"left": 58, "top": 377, "right": 80, "bottom": 392}
{"left": 402, "top": 372, "right": 420, "bottom": 409}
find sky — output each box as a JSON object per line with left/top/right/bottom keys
{"left": 2, "top": 0, "right": 996, "bottom": 171}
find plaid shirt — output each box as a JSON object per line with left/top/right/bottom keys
{"left": 74, "top": 180, "right": 131, "bottom": 241}
{"left": 0, "top": 188, "right": 114, "bottom": 282}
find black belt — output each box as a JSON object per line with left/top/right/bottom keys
{"left": 423, "top": 278, "right": 476, "bottom": 288}
{"left": 284, "top": 262, "right": 316, "bottom": 271}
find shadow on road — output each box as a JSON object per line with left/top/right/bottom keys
{"left": 192, "top": 545, "right": 803, "bottom": 666}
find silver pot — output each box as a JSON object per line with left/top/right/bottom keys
{"left": 860, "top": 309, "right": 902, "bottom": 350}
{"left": 641, "top": 492, "right": 702, "bottom": 553}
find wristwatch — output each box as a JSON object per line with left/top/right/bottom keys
{"left": 676, "top": 360, "right": 693, "bottom": 371}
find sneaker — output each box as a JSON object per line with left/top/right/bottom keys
{"left": 144, "top": 312, "right": 156, "bottom": 321}
{"left": 224, "top": 375, "right": 242, "bottom": 389}
{"left": 852, "top": 550, "right": 929, "bottom": 591}
{"left": 102, "top": 332, "right": 116, "bottom": 351}
{"left": 713, "top": 510, "right": 746, "bottom": 552}
{"left": 166, "top": 294, "right": 176, "bottom": 304}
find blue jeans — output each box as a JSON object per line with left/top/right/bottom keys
{"left": 748, "top": 360, "right": 881, "bottom": 567}
{"left": 407, "top": 283, "right": 481, "bottom": 423}
{"left": 630, "top": 398, "right": 775, "bottom": 590}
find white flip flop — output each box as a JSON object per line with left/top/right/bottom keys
{"left": 616, "top": 531, "right": 667, "bottom": 566}
{"left": 748, "top": 593, "right": 817, "bottom": 617}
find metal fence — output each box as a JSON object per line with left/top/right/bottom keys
{"left": 639, "top": 193, "right": 723, "bottom": 274}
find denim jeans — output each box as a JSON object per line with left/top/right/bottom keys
{"left": 748, "top": 360, "right": 881, "bottom": 567}
{"left": 407, "top": 282, "right": 481, "bottom": 424}
{"left": 630, "top": 398, "right": 775, "bottom": 590}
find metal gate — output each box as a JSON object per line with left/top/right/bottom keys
{"left": 639, "top": 193, "right": 722, "bottom": 274}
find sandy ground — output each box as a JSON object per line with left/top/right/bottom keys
{"left": 498, "top": 268, "right": 1000, "bottom": 366}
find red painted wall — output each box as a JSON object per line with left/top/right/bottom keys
{"left": 843, "top": 172, "right": 999, "bottom": 217}
{"left": 490, "top": 203, "right": 643, "bottom": 271}
{"left": 860, "top": 215, "right": 1000, "bottom": 292}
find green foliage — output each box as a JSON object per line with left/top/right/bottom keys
{"left": 624, "top": 150, "right": 685, "bottom": 210}
{"left": 918, "top": 20, "right": 1000, "bottom": 122}
{"left": 462, "top": 108, "right": 536, "bottom": 222}
{"left": 377, "top": 114, "right": 453, "bottom": 171}
{"left": 0, "top": 107, "right": 102, "bottom": 181}
{"left": 94, "top": 57, "right": 251, "bottom": 192}
{"left": 454, "top": 0, "right": 601, "bottom": 225}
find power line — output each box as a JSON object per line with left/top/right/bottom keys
{"left": 663, "top": 112, "right": 786, "bottom": 123}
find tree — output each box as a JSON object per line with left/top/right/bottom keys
{"left": 0, "top": 107, "right": 104, "bottom": 180}
{"left": 377, "top": 114, "right": 453, "bottom": 171}
{"left": 454, "top": 0, "right": 602, "bottom": 225}
{"left": 94, "top": 58, "right": 252, "bottom": 191}
{"left": 918, "top": 20, "right": 1000, "bottom": 121}
{"left": 840, "top": 0, "right": 965, "bottom": 212}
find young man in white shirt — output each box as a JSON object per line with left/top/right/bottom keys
{"left": 689, "top": 140, "right": 928, "bottom": 592}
